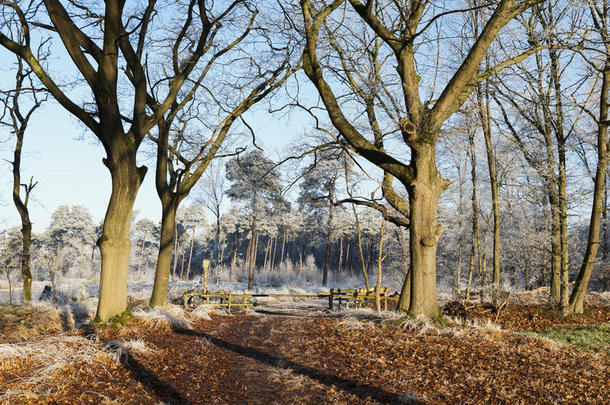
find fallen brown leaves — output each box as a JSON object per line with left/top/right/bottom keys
{"left": 468, "top": 302, "right": 610, "bottom": 331}
{"left": 0, "top": 304, "right": 609, "bottom": 404}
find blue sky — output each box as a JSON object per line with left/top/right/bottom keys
{"left": 0, "top": 93, "right": 305, "bottom": 233}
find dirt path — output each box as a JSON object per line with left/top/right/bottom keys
{"left": 122, "top": 312, "right": 404, "bottom": 404}
{"left": 1, "top": 305, "right": 609, "bottom": 404}
{"left": 103, "top": 309, "right": 608, "bottom": 405}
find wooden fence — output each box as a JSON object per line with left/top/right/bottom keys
{"left": 181, "top": 287, "right": 399, "bottom": 311}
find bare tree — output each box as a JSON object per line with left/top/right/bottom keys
{"left": 0, "top": 0, "right": 234, "bottom": 320}
{"left": 297, "top": 0, "right": 543, "bottom": 315}
{"left": 0, "top": 33, "right": 47, "bottom": 302}
{"left": 196, "top": 160, "right": 227, "bottom": 265}
{"left": 569, "top": 0, "right": 610, "bottom": 314}
{"left": 148, "top": 3, "right": 295, "bottom": 306}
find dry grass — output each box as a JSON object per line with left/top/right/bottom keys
{"left": 190, "top": 305, "right": 213, "bottom": 321}
{"left": 105, "top": 338, "right": 157, "bottom": 361}
{"left": 332, "top": 307, "right": 402, "bottom": 321}
{"left": 337, "top": 317, "right": 371, "bottom": 330}
{"left": 393, "top": 315, "right": 443, "bottom": 336}
{"left": 0, "top": 334, "right": 120, "bottom": 402}
{"left": 132, "top": 305, "right": 193, "bottom": 330}
{"left": 266, "top": 359, "right": 307, "bottom": 388}
{"left": 0, "top": 302, "right": 64, "bottom": 343}
{"left": 132, "top": 303, "right": 237, "bottom": 330}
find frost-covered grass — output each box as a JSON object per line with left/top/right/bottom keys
{"left": 106, "top": 338, "right": 157, "bottom": 361}
{"left": 132, "top": 305, "right": 193, "bottom": 330}
{"left": 0, "top": 335, "right": 118, "bottom": 370}
{"left": 131, "top": 302, "right": 236, "bottom": 331}
{"left": 391, "top": 315, "right": 444, "bottom": 336}
{"left": 336, "top": 317, "right": 371, "bottom": 330}
{"left": 0, "top": 334, "right": 120, "bottom": 401}
{"left": 0, "top": 302, "right": 64, "bottom": 343}
{"left": 331, "top": 307, "right": 403, "bottom": 321}
{"left": 266, "top": 359, "right": 307, "bottom": 389}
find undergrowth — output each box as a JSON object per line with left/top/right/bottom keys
{"left": 530, "top": 324, "right": 610, "bottom": 353}
{"left": 97, "top": 309, "right": 137, "bottom": 329}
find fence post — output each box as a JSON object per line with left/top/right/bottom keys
{"left": 202, "top": 259, "right": 210, "bottom": 303}
{"left": 242, "top": 292, "right": 248, "bottom": 312}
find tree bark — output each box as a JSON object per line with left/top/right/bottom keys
{"left": 352, "top": 203, "right": 370, "bottom": 290}
{"left": 280, "top": 228, "right": 286, "bottom": 267}
{"left": 172, "top": 223, "right": 179, "bottom": 281}
{"left": 569, "top": 62, "right": 609, "bottom": 314}
{"left": 375, "top": 219, "right": 386, "bottom": 312}
{"left": 263, "top": 236, "right": 271, "bottom": 271}
{"left": 12, "top": 130, "right": 34, "bottom": 303}
{"left": 215, "top": 207, "right": 222, "bottom": 265}
{"left": 150, "top": 198, "right": 177, "bottom": 307}
{"left": 467, "top": 132, "right": 480, "bottom": 302}
{"left": 247, "top": 218, "right": 257, "bottom": 290}
{"left": 548, "top": 46, "right": 570, "bottom": 311}
{"left": 180, "top": 241, "right": 186, "bottom": 280}
{"left": 186, "top": 228, "right": 195, "bottom": 280}
{"left": 338, "top": 235, "right": 344, "bottom": 274}
{"left": 137, "top": 232, "right": 147, "bottom": 276}
{"left": 322, "top": 185, "right": 335, "bottom": 286}
{"left": 396, "top": 228, "right": 411, "bottom": 311}
{"left": 405, "top": 146, "right": 444, "bottom": 316}
{"left": 477, "top": 80, "right": 500, "bottom": 300}
{"left": 220, "top": 234, "right": 226, "bottom": 265}
{"left": 96, "top": 155, "right": 145, "bottom": 321}
{"left": 603, "top": 175, "right": 608, "bottom": 265}
{"left": 271, "top": 236, "right": 277, "bottom": 271}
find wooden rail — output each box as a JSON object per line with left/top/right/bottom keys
{"left": 180, "top": 287, "right": 398, "bottom": 311}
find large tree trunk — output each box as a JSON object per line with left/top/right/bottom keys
{"left": 150, "top": 196, "right": 178, "bottom": 307}
{"left": 172, "top": 224, "right": 179, "bottom": 281}
{"left": 96, "top": 157, "right": 145, "bottom": 321}
{"left": 405, "top": 146, "right": 444, "bottom": 316}
{"left": 569, "top": 65, "right": 609, "bottom": 314}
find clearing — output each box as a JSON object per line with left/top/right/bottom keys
{"left": 0, "top": 295, "right": 609, "bottom": 404}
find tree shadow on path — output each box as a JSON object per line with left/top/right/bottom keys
{"left": 174, "top": 327, "right": 421, "bottom": 405}
{"left": 121, "top": 350, "right": 195, "bottom": 405}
